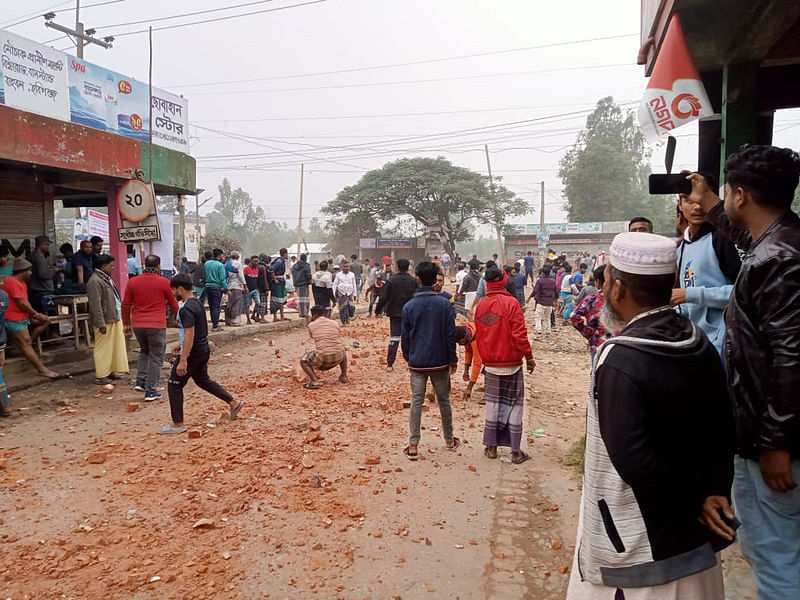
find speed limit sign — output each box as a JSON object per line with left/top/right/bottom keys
{"left": 117, "top": 180, "right": 155, "bottom": 223}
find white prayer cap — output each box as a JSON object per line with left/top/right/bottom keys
{"left": 609, "top": 232, "right": 677, "bottom": 276}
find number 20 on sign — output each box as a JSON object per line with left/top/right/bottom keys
{"left": 117, "top": 180, "right": 155, "bottom": 223}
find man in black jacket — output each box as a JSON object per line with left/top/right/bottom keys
{"left": 375, "top": 258, "right": 417, "bottom": 373}
{"left": 568, "top": 232, "right": 735, "bottom": 599}
{"left": 688, "top": 145, "right": 800, "bottom": 599}
{"left": 291, "top": 253, "right": 312, "bottom": 318}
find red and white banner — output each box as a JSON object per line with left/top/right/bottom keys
{"left": 638, "top": 14, "right": 713, "bottom": 145}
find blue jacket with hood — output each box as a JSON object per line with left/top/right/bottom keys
{"left": 676, "top": 222, "right": 741, "bottom": 355}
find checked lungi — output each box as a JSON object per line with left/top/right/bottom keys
{"left": 296, "top": 285, "right": 310, "bottom": 317}
{"left": 483, "top": 370, "right": 524, "bottom": 453}
{"left": 258, "top": 292, "right": 269, "bottom": 316}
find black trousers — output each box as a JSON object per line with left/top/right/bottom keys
{"left": 167, "top": 351, "right": 233, "bottom": 424}
{"left": 387, "top": 316, "right": 402, "bottom": 367}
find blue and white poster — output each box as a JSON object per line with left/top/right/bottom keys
{"left": 1, "top": 29, "right": 189, "bottom": 154}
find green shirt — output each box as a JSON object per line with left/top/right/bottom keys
{"left": 203, "top": 259, "right": 228, "bottom": 290}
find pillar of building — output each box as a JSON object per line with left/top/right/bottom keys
{"left": 105, "top": 181, "right": 128, "bottom": 297}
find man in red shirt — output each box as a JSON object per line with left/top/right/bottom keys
{"left": 122, "top": 255, "right": 180, "bottom": 401}
{"left": 475, "top": 266, "right": 535, "bottom": 464}
{"left": 1, "top": 257, "right": 57, "bottom": 378}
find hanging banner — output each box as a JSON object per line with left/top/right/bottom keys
{"left": 637, "top": 14, "right": 713, "bottom": 145}
{"left": 0, "top": 29, "right": 189, "bottom": 154}
{"left": 87, "top": 209, "right": 109, "bottom": 241}
{"left": 0, "top": 30, "right": 69, "bottom": 121}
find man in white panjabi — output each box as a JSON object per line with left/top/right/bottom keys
{"left": 567, "top": 232, "right": 737, "bottom": 600}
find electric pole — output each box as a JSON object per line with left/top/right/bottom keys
{"left": 43, "top": 1, "right": 114, "bottom": 58}
{"left": 484, "top": 144, "right": 506, "bottom": 267}
{"left": 296, "top": 164, "right": 305, "bottom": 258}
{"left": 540, "top": 181, "right": 545, "bottom": 230}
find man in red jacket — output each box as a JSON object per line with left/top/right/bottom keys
{"left": 475, "top": 266, "right": 535, "bottom": 463}
{"left": 122, "top": 255, "right": 180, "bottom": 401}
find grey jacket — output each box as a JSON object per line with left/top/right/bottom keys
{"left": 87, "top": 269, "right": 121, "bottom": 328}
{"left": 29, "top": 249, "right": 56, "bottom": 293}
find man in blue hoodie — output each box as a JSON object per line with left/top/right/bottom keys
{"left": 671, "top": 176, "right": 741, "bottom": 355}
{"left": 401, "top": 261, "right": 458, "bottom": 460}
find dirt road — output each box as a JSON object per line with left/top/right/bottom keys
{"left": 0, "top": 311, "right": 753, "bottom": 599}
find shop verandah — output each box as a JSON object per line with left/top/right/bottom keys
{"left": 0, "top": 103, "right": 195, "bottom": 374}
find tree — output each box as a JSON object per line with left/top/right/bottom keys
{"left": 322, "top": 157, "right": 526, "bottom": 255}
{"left": 156, "top": 195, "right": 179, "bottom": 215}
{"left": 559, "top": 97, "right": 672, "bottom": 230}
{"left": 205, "top": 178, "right": 298, "bottom": 256}
{"left": 324, "top": 211, "right": 380, "bottom": 255}
{"left": 201, "top": 231, "right": 239, "bottom": 256}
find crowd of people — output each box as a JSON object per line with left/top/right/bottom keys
{"left": 1, "top": 143, "right": 798, "bottom": 599}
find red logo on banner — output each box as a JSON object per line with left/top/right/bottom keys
{"left": 129, "top": 114, "right": 143, "bottom": 131}
{"left": 118, "top": 80, "right": 132, "bottom": 94}
{"left": 71, "top": 59, "right": 85, "bottom": 73}
{"left": 671, "top": 93, "right": 702, "bottom": 119}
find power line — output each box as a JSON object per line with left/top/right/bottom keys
{"left": 92, "top": 0, "right": 278, "bottom": 29}
{"left": 174, "top": 33, "right": 638, "bottom": 88}
{"left": 186, "top": 63, "right": 635, "bottom": 95}
{"left": 99, "top": 0, "right": 329, "bottom": 38}
{"left": 0, "top": 1, "right": 73, "bottom": 28}
{"left": 3, "top": 0, "right": 125, "bottom": 29}
{"left": 191, "top": 100, "right": 638, "bottom": 124}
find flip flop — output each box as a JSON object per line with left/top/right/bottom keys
{"left": 484, "top": 447, "right": 498, "bottom": 459}
{"left": 511, "top": 450, "right": 531, "bottom": 464}
{"left": 303, "top": 382, "right": 321, "bottom": 390}
{"left": 446, "top": 437, "right": 461, "bottom": 451}
{"left": 403, "top": 446, "right": 419, "bottom": 461}
{"left": 230, "top": 400, "right": 245, "bottom": 420}
{"left": 157, "top": 424, "right": 187, "bottom": 435}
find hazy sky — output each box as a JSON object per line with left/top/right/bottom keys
{"left": 5, "top": 0, "right": 799, "bottom": 231}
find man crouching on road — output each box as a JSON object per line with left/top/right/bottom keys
{"left": 567, "top": 232, "right": 736, "bottom": 600}
{"left": 300, "top": 305, "right": 349, "bottom": 390}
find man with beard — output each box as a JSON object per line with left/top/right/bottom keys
{"left": 687, "top": 146, "right": 800, "bottom": 599}
{"left": 567, "top": 232, "right": 736, "bottom": 600}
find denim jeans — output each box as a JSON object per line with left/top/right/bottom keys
{"left": 733, "top": 456, "right": 800, "bottom": 600}
{"left": 408, "top": 369, "right": 453, "bottom": 447}
{"left": 133, "top": 328, "right": 166, "bottom": 394}
{"left": 206, "top": 287, "right": 223, "bottom": 328}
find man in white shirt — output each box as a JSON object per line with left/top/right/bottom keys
{"left": 333, "top": 261, "right": 357, "bottom": 325}
{"left": 455, "top": 262, "right": 468, "bottom": 299}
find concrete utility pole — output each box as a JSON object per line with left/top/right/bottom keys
{"left": 178, "top": 195, "right": 186, "bottom": 259}
{"left": 43, "top": 1, "right": 114, "bottom": 57}
{"left": 296, "top": 163, "right": 304, "bottom": 258}
{"left": 484, "top": 144, "right": 506, "bottom": 266}
{"left": 540, "top": 181, "right": 545, "bottom": 230}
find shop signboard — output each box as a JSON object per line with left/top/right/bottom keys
{"left": 358, "top": 238, "right": 376, "bottom": 249}
{"left": 0, "top": 29, "right": 189, "bottom": 154}
{"left": 376, "top": 238, "right": 413, "bottom": 249}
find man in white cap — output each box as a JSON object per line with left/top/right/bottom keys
{"left": 567, "top": 232, "right": 736, "bottom": 600}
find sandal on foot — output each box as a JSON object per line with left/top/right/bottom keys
{"left": 403, "top": 446, "right": 419, "bottom": 461}
{"left": 484, "top": 447, "right": 498, "bottom": 459}
{"left": 338, "top": 376, "right": 349, "bottom": 384}
{"left": 511, "top": 450, "right": 531, "bottom": 464}
{"left": 230, "top": 400, "right": 245, "bottom": 420}
{"left": 446, "top": 437, "right": 461, "bottom": 451}
{"left": 157, "top": 424, "right": 187, "bottom": 435}
{"left": 303, "top": 382, "right": 321, "bottom": 390}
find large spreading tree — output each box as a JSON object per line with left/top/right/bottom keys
{"left": 322, "top": 157, "right": 528, "bottom": 255}
{"left": 559, "top": 96, "right": 673, "bottom": 230}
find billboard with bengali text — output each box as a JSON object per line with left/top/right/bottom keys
{"left": 0, "top": 29, "right": 189, "bottom": 154}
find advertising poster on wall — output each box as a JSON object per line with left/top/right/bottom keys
{"left": 0, "top": 29, "right": 190, "bottom": 154}
{"left": 0, "top": 30, "right": 69, "bottom": 121}
{"left": 87, "top": 209, "right": 109, "bottom": 241}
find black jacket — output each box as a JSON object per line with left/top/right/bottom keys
{"left": 708, "top": 202, "right": 800, "bottom": 459}
{"left": 375, "top": 271, "right": 417, "bottom": 318}
{"left": 577, "top": 308, "right": 735, "bottom": 587}
{"left": 291, "top": 260, "right": 312, "bottom": 288}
